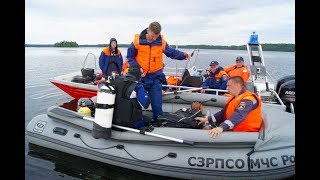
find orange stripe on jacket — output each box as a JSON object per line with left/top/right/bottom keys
{"left": 102, "top": 47, "right": 121, "bottom": 56}
{"left": 207, "top": 70, "right": 228, "bottom": 79}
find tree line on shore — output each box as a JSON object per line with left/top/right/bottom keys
{"left": 53, "top": 41, "right": 79, "bottom": 47}
{"left": 26, "top": 41, "right": 295, "bottom": 52}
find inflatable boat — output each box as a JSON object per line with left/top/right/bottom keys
{"left": 26, "top": 92, "right": 295, "bottom": 179}
{"left": 49, "top": 44, "right": 295, "bottom": 114}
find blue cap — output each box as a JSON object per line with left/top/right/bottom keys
{"left": 236, "top": 56, "right": 244, "bottom": 61}
{"left": 210, "top": 61, "right": 219, "bottom": 66}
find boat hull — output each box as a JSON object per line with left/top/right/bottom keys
{"left": 51, "top": 81, "right": 97, "bottom": 99}
{"left": 26, "top": 106, "right": 295, "bottom": 179}
{"left": 49, "top": 71, "right": 99, "bottom": 99}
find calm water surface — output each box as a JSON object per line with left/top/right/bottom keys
{"left": 25, "top": 47, "right": 295, "bottom": 179}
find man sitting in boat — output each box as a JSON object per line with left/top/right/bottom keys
{"left": 224, "top": 56, "right": 251, "bottom": 84}
{"left": 195, "top": 76, "right": 262, "bottom": 138}
{"left": 99, "top": 37, "right": 124, "bottom": 76}
{"left": 110, "top": 65, "right": 151, "bottom": 129}
{"left": 200, "top": 60, "right": 228, "bottom": 95}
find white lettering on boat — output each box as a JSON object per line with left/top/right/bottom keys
{"left": 187, "top": 155, "right": 295, "bottom": 169}
{"left": 284, "top": 91, "right": 295, "bottom": 95}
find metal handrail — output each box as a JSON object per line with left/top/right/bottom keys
{"left": 162, "top": 84, "right": 286, "bottom": 107}
{"left": 268, "top": 89, "right": 285, "bottom": 107}
{"left": 162, "top": 84, "right": 228, "bottom": 95}
{"left": 290, "top": 103, "right": 295, "bottom": 114}
{"left": 82, "top": 52, "right": 97, "bottom": 70}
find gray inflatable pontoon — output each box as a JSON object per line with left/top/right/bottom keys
{"left": 26, "top": 93, "right": 295, "bottom": 179}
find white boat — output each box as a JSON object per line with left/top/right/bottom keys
{"left": 26, "top": 91, "right": 295, "bottom": 179}
{"left": 49, "top": 44, "right": 295, "bottom": 114}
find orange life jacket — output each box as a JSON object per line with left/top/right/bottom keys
{"left": 216, "top": 70, "right": 228, "bottom": 79}
{"left": 133, "top": 34, "right": 166, "bottom": 73}
{"left": 122, "top": 59, "right": 129, "bottom": 75}
{"left": 224, "top": 65, "right": 250, "bottom": 83}
{"left": 167, "top": 75, "right": 182, "bottom": 86}
{"left": 224, "top": 90, "right": 262, "bottom": 132}
{"left": 208, "top": 70, "right": 228, "bottom": 79}
{"left": 102, "top": 47, "right": 121, "bottom": 56}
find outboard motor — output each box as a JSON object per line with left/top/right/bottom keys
{"left": 92, "top": 83, "right": 116, "bottom": 139}
{"left": 275, "top": 75, "right": 295, "bottom": 113}
{"left": 275, "top": 75, "right": 295, "bottom": 94}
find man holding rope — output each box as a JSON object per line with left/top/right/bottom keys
{"left": 126, "top": 21, "right": 191, "bottom": 120}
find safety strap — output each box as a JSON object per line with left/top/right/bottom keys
{"left": 95, "top": 103, "right": 115, "bottom": 109}
{"left": 100, "top": 82, "right": 116, "bottom": 94}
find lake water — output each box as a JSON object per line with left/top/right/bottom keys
{"left": 25, "top": 47, "right": 295, "bottom": 179}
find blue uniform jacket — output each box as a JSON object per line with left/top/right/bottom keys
{"left": 201, "top": 67, "right": 228, "bottom": 90}
{"left": 99, "top": 50, "right": 123, "bottom": 76}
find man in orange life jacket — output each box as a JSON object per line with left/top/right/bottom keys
{"left": 201, "top": 60, "right": 228, "bottom": 95}
{"left": 224, "top": 56, "right": 251, "bottom": 84}
{"left": 99, "top": 38, "right": 124, "bottom": 76}
{"left": 195, "top": 76, "right": 262, "bottom": 138}
{"left": 126, "top": 21, "right": 191, "bottom": 120}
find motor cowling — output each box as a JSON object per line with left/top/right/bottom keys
{"left": 276, "top": 75, "right": 295, "bottom": 113}
{"left": 275, "top": 75, "right": 295, "bottom": 94}
{"left": 92, "top": 83, "right": 116, "bottom": 139}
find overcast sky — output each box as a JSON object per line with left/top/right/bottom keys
{"left": 25, "top": 0, "right": 295, "bottom": 46}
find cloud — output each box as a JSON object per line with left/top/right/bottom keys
{"left": 25, "top": 0, "right": 295, "bottom": 45}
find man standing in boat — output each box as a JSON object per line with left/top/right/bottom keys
{"left": 99, "top": 38, "right": 124, "bottom": 76}
{"left": 195, "top": 76, "right": 262, "bottom": 138}
{"left": 224, "top": 56, "right": 251, "bottom": 84}
{"left": 126, "top": 21, "right": 191, "bottom": 120}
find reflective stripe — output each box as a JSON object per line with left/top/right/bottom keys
{"left": 210, "top": 114, "right": 216, "bottom": 122}
{"left": 224, "top": 120, "right": 234, "bottom": 129}
{"left": 252, "top": 98, "right": 257, "bottom": 104}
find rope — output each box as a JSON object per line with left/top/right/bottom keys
{"left": 74, "top": 133, "right": 176, "bottom": 162}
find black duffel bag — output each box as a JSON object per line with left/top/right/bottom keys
{"left": 155, "top": 108, "right": 203, "bottom": 129}
{"left": 81, "top": 68, "right": 95, "bottom": 81}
